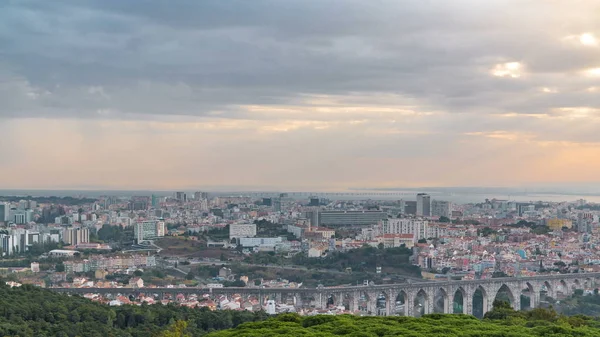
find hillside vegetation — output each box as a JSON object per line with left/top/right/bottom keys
{"left": 207, "top": 303, "right": 600, "bottom": 337}
{"left": 5, "top": 281, "right": 600, "bottom": 337}
{"left": 0, "top": 282, "right": 267, "bottom": 337}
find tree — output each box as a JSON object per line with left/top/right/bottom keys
{"left": 55, "top": 262, "right": 65, "bottom": 272}
{"left": 157, "top": 321, "right": 191, "bottom": 337}
{"left": 418, "top": 238, "right": 427, "bottom": 244}
{"left": 377, "top": 243, "right": 385, "bottom": 250}
{"left": 478, "top": 227, "right": 496, "bottom": 237}
{"left": 439, "top": 216, "right": 451, "bottom": 223}
{"left": 185, "top": 272, "right": 195, "bottom": 280}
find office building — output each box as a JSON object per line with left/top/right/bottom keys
{"left": 0, "top": 234, "right": 16, "bottom": 255}
{"left": 151, "top": 195, "right": 160, "bottom": 208}
{"left": 404, "top": 201, "right": 417, "bottom": 215}
{"left": 316, "top": 210, "right": 387, "bottom": 227}
{"left": 11, "top": 209, "right": 33, "bottom": 224}
{"left": 129, "top": 198, "right": 149, "bottom": 211}
{"left": 305, "top": 208, "right": 319, "bottom": 229}
{"left": 175, "top": 192, "right": 187, "bottom": 203}
{"left": 517, "top": 203, "right": 535, "bottom": 217}
{"left": 273, "top": 198, "right": 282, "bottom": 212}
{"left": 134, "top": 220, "right": 165, "bottom": 243}
{"left": 262, "top": 198, "right": 273, "bottom": 207}
{"left": 416, "top": 193, "right": 431, "bottom": 217}
{"left": 431, "top": 200, "right": 452, "bottom": 218}
{"left": 0, "top": 203, "right": 9, "bottom": 222}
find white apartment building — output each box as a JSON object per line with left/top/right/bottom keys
{"left": 229, "top": 223, "right": 257, "bottom": 240}
{"left": 0, "top": 229, "right": 42, "bottom": 255}
{"left": 380, "top": 218, "right": 429, "bottom": 241}
{"left": 63, "top": 227, "right": 90, "bottom": 245}
{"left": 134, "top": 220, "right": 165, "bottom": 243}
{"left": 426, "top": 223, "right": 449, "bottom": 239}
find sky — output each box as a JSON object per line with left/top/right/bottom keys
{"left": 1, "top": 0, "right": 600, "bottom": 192}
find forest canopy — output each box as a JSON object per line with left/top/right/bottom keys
{"left": 207, "top": 308, "right": 600, "bottom": 337}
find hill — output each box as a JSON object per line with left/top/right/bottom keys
{"left": 207, "top": 308, "right": 600, "bottom": 337}
{"left": 0, "top": 282, "right": 267, "bottom": 337}
{"left": 5, "top": 281, "right": 600, "bottom": 337}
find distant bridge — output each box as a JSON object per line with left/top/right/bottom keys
{"left": 220, "top": 192, "right": 412, "bottom": 198}
{"left": 51, "top": 272, "right": 599, "bottom": 317}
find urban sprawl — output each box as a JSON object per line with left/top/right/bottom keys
{"left": 0, "top": 192, "right": 598, "bottom": 316}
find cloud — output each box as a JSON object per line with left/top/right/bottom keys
{"left": 1, "top": 0, "right": 600, "bottom": 189}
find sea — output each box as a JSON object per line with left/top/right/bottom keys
{"left": 2, "top": 187, "right": 600, "bottom": 204}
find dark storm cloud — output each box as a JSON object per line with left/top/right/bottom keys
{"left": 1, "top": 0, "right": 599, "bottom": 120}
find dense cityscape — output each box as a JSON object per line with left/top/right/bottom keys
{"left": 3, "top": 0, "right": 600, "bottom": 335}
{"left": 1, "top": 191, "right": 600, "bottom": 318}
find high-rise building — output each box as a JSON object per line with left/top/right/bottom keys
{"left": 416, "top": 193, "right": 431, "bottom": 217}
{"left": 431, "top": 200, "right": 452, "bottom": 218}
{"left": 0, "top": 234, "right": 16, "bottom": 255}
{"left": 10, "top": 209, "right": 33, "bottom": 224}
{"left": 194, "top": 191, "right": 209, "bottom": 200}
{"left": 129, "top": 196, "right": 150, "bottom": 211}
{"left": 398, "top": 200, "right": 406, "bottom": 215}
{"left": 273, "top": 198, "right": 282, "bottom": 212}
{"left": 0, "top": 203, "right": 10, "bottom": 222}
{"left": 134, "top": 220, "right": 165, "bottom": 243}
{"left": 17, "top": 200, "right": 28, "bottom": 210}
{"left": 404, "top": 201, "right": 417, "bottom": 215}
{"left": 62, "top": 227, "right": 90, "bottom": 246}
{"left": 516, "top": 203, "right": 534, "bottom": 217}
{"left": 175, "top": 192, "right": 187, "bottom": 203}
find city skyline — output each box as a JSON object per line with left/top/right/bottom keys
{"left": 2, "top": 1, "right": 600, "bottom": 190}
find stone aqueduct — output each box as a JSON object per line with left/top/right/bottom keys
{"left": 52, "top": 273, "right": 600, "bottom": 317}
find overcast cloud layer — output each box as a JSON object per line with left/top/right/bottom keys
{"left": 1, "top": 0, "right": 600, "bottom": 191}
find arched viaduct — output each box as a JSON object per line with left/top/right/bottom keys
{"left": 51, "top": 272, "right": 600, "bottom": 317}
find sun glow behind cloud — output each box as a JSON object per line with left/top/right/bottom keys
{"left": 580, "top": 33, "right": 598, "bottom": 46}
{"left": 583, "top": 68, "right": 600, "bottom": 77}
{"left": 490, "top": 62, "right": 523, "bottom": 78}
